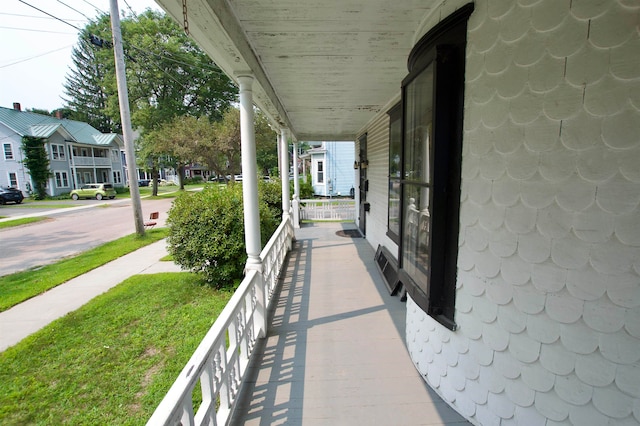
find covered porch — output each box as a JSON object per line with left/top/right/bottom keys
{"left": 148, "top": 220, "right": 469, "bottom": 425}
{"left": 230, "top": 222, "right": 467, "bottom": 425}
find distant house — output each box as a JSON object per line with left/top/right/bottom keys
{"left": 0, "top": 104, "right": 125, "bottom": 197}
{"left": 303, "top": 141, "right": 355, "bottom": 197}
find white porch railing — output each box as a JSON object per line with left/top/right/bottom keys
{"left": 146, "top": 216, "right": 295, "bottom": 426}
{"left": 72, "top": 157, "right": 111, "bottom": 166}
{"left": 299, "top": 199, "right": 356, "bottom": 221}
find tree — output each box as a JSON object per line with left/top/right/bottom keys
{"left": 27, "top": 108, "right": 50, "bottom": 116}
{"left": 21, "top": 136, "right": 50, "bottom": 199}
{"left": 63, "top": 9, "right": 238, "bottom": 140}
{"left": 255, "top": 111, "right": 279, "bottom": 176}
{"left": 197, "top": 108, "right": 277, "bottom": 181}
{"left": 145, "top": 115, "right": 212, "bottom": 190}
{"left": 63, "top": 15, "right": 118, "bottom": 133}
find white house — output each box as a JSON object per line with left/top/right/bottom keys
{"left": 0, "top": 104, "right": 125, "bottom": 197}
{"left": 153, "top": 1, "right": 640, "bottom": 424}
{"left": 304, "top": 141, "right": 355, "bottom": 197}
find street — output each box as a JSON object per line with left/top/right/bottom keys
{"left": 0, "top": 198, "right": 175, "bottom": 277}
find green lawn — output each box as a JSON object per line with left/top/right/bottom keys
{"left": 0, "top": 217, "right": 48, "bottom": 229}
{"left": 0, "top": 228, "right": 169, "bottom": 312}
{"left": 0, "top": 273, "right": 232, "bottom": 425}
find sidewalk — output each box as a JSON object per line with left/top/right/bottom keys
{"left": 0, "top": 239, "right": 182, "bottom": 352}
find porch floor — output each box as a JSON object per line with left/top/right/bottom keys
{"left": 230, "top": 222, "right": 470, "bottom": 425}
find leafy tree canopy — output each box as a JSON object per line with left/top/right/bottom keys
{"left": 63, "top": 10, "right": 237, "bottom": 134}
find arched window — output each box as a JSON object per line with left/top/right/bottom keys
{"left": 399, "top": 4, "right": 474, "bottom": 330}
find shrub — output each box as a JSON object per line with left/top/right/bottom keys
{"left": 294, "top": 175, "right": 315, "bottom": 199}
{"left": 166, "top": 184, "right": 279, "bottom": 289}
{"left": 259, "top": 178, "right": 283, "bottom": 219}
{"left": 183, "top": 176, "right": 205, "bottom": 185}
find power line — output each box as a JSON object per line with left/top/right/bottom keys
{"left": 16, "top": 0, "right": 82, "bottom": 31}
{"left": 0, "top": 12, "right": 85, "bottom": 21}
{"left": 79, "top": 0, "right": 106, "bottom": 16}
{"left": 0, "top": 26, "right": 75, "bottom": 35}
{"left": 0, "top": 45, "right": 74, "bottom": 69}
{"left": 56, "top": 0, "right": 93, "bottom": 21}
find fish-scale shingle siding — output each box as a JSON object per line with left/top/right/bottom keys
{"left": 405, "top": 0, "right": 640, "bottom": 424}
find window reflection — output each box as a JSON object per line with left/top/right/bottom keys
{"left": 401, "top": 62, "right": 434, "bottom": 294}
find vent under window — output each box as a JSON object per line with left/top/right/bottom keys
{"left": 375, "top": 245, "right": 401, "bottom": 295}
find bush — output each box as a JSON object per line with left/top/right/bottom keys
{"left": 183, "top": 176, "right": 204, "bottom": 185}
{"left": 291, "top": 175, "right": 314, "bottom": 199}
{"left": 166, "top": 184, "right": 279, "bottom": 289}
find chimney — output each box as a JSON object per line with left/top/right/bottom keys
{"left": 55, "top": 110, "right": 63, "bottom": 119}
{"left": 13, "top": 102, "right": 21, "bottom": 111}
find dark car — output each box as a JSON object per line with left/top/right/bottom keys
{"left": 0, "top": 187, "right": 24, "bottom": 204}
{"left": 138, "top": 179, "right": 151, "bottom": 187}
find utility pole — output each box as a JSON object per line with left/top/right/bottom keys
{"left": 109, "top": 0, "right": 145, "bottom": 235}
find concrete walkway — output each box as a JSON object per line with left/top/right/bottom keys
{"left": 231, "top": 222, "right": 470, "bottom": 425}
{"left": 0, "top": 239, "right": 181, "bottom": 352}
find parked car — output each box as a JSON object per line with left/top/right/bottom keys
{"left": 70, "top": 183, "right": 116, "bottom": 200}
{"left": 138, "top": 179, "right": 151, "bottom": 187}
{"left": 0, "top": 187, "right": 24, "bottom": 204}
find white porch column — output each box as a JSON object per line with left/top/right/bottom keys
{"left": 280, "top": 128, "right": 291, "bottom": 218}
{"left": 292, "top": 142, "right": 300, "bottom": 198}
{"left": 236, "top": 73, "right": 262, "bottom": 270}
{"left": 292, "top": 141, "right": 300, "bottom": 228}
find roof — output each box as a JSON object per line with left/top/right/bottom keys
{"left": 0, "top": 106, "right": 123, "bottom": 148}
{"left": 156, "top": 0, "right": 431, "bottom": 141}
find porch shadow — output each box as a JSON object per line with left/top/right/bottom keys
{"left": 230, "top": 222, "right": 469, "bottom": 425}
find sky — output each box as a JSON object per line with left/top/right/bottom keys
{"left": 0, "top": 0, "right": 163, "bottom": 113}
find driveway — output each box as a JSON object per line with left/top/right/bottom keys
{"left": 0, "top": 197, "right": 175, "bottom": 277}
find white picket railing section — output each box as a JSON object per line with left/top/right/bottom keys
{"left": 146, "top": 216, "right": 295, "bottom": 426}
{"left": 299, "top": 199, "right": 356, "bottom": 221}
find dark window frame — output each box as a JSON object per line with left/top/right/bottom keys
{"left": 398, "top": 3, "right": 473, "bottom": 330}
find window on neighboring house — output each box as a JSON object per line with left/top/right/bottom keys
{"left": 3, "top": 143, "right": 13, "bottom": 160}
{"left": 398, "top": 3, "right": 473, "bottom": 330}
{"left": 113, "top": 171, "right": 122, "bottom": 184}
{"left": 54, "top": 171, "right": 69, "bottom": 188}
{"left": 317, "top": 160, "right": 324, "bottom": 183}
{"left": 112, "top": 149, "right": 120, "bottom": 162}
{"left": 8, "top": 172, "right": 18, "bottom": 187}
{"left": 51, "top": 144, "right": 65, "bottom": 160}
{"left": 387, "top": 103, "right": 402, "bottom": 244}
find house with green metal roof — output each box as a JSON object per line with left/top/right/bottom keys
{"left": 0, "top": 104, "right": 125, "bottom": 197}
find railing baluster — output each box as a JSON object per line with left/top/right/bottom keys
{"left": 147, "top": 217, "right": 294, "bottom": 426}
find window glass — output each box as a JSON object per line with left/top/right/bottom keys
{"left": 317, "top": 160, "right": 324, "bottom": 183}
{"left": 9, "top": 172, "right": 17, "bottom": 187}
{"left": 387, "top": 105, "right": 402, "bottom": 242}
{"left": 402, "top": 183, "right": 431, "bottom": 292}
{"left": 389, "top": 114, "right": 401, "bottom": 179}
{"left": 4, "top": 143, "right": 13, "bottom": 160}
{"left": 55, "top": 171, "right": 69, "bottom": 188}
{"left": 401, "top": 63, "right": 434, "bottom": 294}
{"left": 403, "top": 64, "right": 433, "bottom": 184}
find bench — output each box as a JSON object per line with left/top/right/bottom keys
{"left": 144, "top": 212, "right": 159, "bottom": 229}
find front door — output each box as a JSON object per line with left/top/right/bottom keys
{"left": 358, "top": 134, "right": 368, "bottom": 235}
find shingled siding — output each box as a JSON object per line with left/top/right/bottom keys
{"left": 404, "top": 1, "right": 640, "bottom": 425}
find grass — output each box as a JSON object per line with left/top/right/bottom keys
{"left": 0, "top": 216, "right": 48, "bottom": 229}
{"left": 0, "top": 272, "right": 233, "bottom": 425}
{"left": 3, "top": 202, "right": 77, "bottom": 209}
{"left": 0, "top": 228, "right": 169, "bottom": 312}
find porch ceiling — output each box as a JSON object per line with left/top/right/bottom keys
{"left": 154, "top": 0, "right": 436, "bottom": 141}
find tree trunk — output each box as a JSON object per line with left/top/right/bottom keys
{"left": 152, "top": 167, "right": 159, "bottom": 197}
{"left": 178, "top": 165, "right": 185, "bottom": 190}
